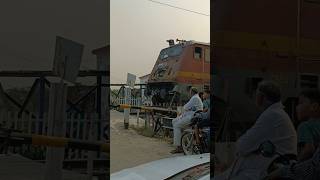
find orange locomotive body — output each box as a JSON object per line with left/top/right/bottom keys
{"left": 147, "top": 40, "right": 210, "bottom": 104}
{"left": 212, "top": 0, "right": 320, "bottom": 139}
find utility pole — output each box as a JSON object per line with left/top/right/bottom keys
{"left": 124, "top": 73, "right": 136, "bottom": 129}
{"left": 124, "top": 87, "right": 131, "bottom": 129}
{"left": 44, "top": 82, "right": 67, "bottom": 180}
{"left": 45, "top": 36, "right": 84, "bottom": 180}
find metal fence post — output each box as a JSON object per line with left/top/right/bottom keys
{"left": 44, "top": 82, "right": 67, "bottom": 180}
{"left": 124, "top": 87, "right": 130, "bottom": 129}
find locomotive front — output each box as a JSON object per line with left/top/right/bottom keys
{"left": 146, "top": 39, "right": 210, "bottom": 105}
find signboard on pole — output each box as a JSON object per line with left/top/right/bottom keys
{"left": 126, "top": 73, "right": 136, "bottom": 89}
{"left": 52, "top": 36, "right": 84, "bottom": 83}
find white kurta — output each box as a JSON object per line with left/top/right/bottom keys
{"left": 214, "top": 102, "right": 297, "bottom": 180}
{"left": 172, "top": 94, "right": 203, "bottom": 146}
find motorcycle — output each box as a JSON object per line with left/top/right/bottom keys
{"left": 181, "top": 111, "right": 210, "bottom": 155}
{"left": 222, "top": 141, "right": 297, "bottom": 180}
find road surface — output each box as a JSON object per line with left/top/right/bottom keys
{"left": 110, "top": 110, "right": 180, "bottom": 173}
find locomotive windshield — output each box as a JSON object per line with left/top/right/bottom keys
{"left": 159, "top": 45, "right": 183, "bottom": 60}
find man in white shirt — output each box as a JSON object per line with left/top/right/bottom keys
{"left": 171, "top": 87, "right": 203, "bottom": 153}
{"left": 214, "top": 81, "right": 297, "bottom": 180}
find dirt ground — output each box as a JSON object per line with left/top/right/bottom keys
{"left": 110, "top": 110, "right": 180, "bottom": 173}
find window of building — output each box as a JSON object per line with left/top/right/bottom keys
{"left": 194, "top": 47, "right": 202, "bottom": 60}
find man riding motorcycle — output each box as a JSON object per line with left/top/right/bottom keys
{"left": 264, "top": 89, "right": 320, "bottom": 180}
{"left": 171, "top": 87, "right": 203, "bottom": 153}
{"left": 214, "top": 81, "right": 297, "bottom": 180}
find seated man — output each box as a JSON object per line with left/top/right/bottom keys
{"left": 171, "top": 87, "right": 203, "bottom": 153}
{"left": 202, "top": 89, "right": 210, "bottom": 112}
{"left": 214, "top": 81, "right": 297, "bottom": 180}
{"left": 199, "top": 92, "right": 204, "bottom": 102}
{"left": 296, "top": 89, "right": 320, "bottom": 162}
{"left": 266, "top": 89, "right": 320, "bottom": 180}
{"left": 195, "top": 89, "right": 211, "bottom": 128}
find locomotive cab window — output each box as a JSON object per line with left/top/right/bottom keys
{"left": 194, "top": 47, "right": 202, "bottom": 60}
{"left": 160, "top": 45, "right": 183, "bottom": 60}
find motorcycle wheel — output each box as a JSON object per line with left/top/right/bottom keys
{"left": 181, "top": 132, "right": 196, "bottom": 155}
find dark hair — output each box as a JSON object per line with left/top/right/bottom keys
{"left": 257, "top": 81, "right": 281, "bottom": 103}
{"left": 300, "top": 89, "right": 320, "bottom": 104}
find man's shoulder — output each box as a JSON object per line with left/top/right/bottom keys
{"left": 298, "top": 121, "right": 310, "bottom": 127}
{"left": 192, "top": 94, "right": 202, "bottom": 101}
{"left": 259, "top": 108, "right": 290, "bottom": 123}
{"left": 261, "top": 107, "right": 286, "bottom": 116}
{"left": 190, "top": 94, "right": 197, "bottom": 100}
{"left": 193, "top": 94, "right": 201, "bottom": 98}
{"left": 297, "top": 120, "right": 320, "bottom": 132}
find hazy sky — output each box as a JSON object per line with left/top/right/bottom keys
{"left": 110, "top": 0, "right": 210, "bottom": 84}
{"left": 0, "top": 0, "right": 210, "bottom": 89}
{"left": 0, "top": 0, "right": 108, "bottom": 89}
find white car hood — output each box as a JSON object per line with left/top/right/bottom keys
{"left": 111, "top": 153, "right": 210, "bottom": 180}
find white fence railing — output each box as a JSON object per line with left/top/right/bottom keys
{"left": 116, "top": 98, "right": 142, "bottom": 106}
{"left": 0, "top": 111, "right": 108, "bottom": 161}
